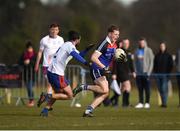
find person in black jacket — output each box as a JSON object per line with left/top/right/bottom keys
{"left": 19, "top": 41, "right": 36, "bottom": 107}
{"left": 154, "top": 42, "right": 173, "bottom": 108}
{"left": 175, "top": 48, "right": 180, "bottom": 107}
{"left": 112, "top": 38, "right": 136, "bottom": 107}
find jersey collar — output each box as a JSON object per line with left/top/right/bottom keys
{"left": 106, "top": 36, "right": 111, "bottom": 44}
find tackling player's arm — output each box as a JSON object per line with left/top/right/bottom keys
{"left": 34, "top": 49, "right": 43, "bottom": 72}
{"left": 70, "top": 50, "right": 90, "bottom": 66}
{"left": 79, "top": 44, "right": 95, "bottom": 57}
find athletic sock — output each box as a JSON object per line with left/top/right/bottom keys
{"left": 46, "top": 93, "right": 52, "bottom": 102}
{"left": 48, "top": 89, "right": 53, "bottom": 95}
{"left": 123, "top": 91, "right": 130, "bottom": 106}
{"left": 126, "top": 92, "right": 130, "bottom": 106}
{"left": 122, "top": 92, "right": 126, "bottom": 106}
{"left": 83, "top": 84, "right": 88, "bottom": 90}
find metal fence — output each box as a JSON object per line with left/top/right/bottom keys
{"left": 0, "top": 64, "right": 86, "bottom": 105}
{"left": 0, "top": 64, "right": 179, "bottom": 106}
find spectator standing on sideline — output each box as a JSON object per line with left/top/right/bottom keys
{"left": 111, "top": 38, "right": 136, "bottom": 107}
{"left": 175, "top": 48, "right": 180, "bottom": 107}
{"left": 19, "top": 41, "right": 36, "bottom": 107}
{"left": 154, "top": 42, "right": 173, "bottom": 108}
{"left": 34, "top": 23, "right": 64, "bottom": 107}
{"left": 134, "top": 37, "right": 154, "bottom": 109}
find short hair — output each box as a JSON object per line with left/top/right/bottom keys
{"left": 107, "top": 25, "right": 119, "bottom": 33}
{"left": 138, "top": 37, "right": 146, "bottom": 41}
{"left": 26, "top": 40, "right": 33, "bottom": 49}
{"left": 68, "top": 30, "right": 81, "bottom": 41}
{"left": 160, "top": 41, "right": 166, "bottom": 44}
{"left": 49, "top": 23, "right": 60, "bottom": 29}
{"left": 122, "top": 37, "right": 129, "bottom": 41}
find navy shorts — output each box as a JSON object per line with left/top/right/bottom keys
{"left": 47, "top": 71, "right": 69, "bottom": 93}
{"left": 90, "top": 68, "right": 104, "bottom": 81}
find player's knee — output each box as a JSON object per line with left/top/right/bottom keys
{"left": 68, "top": 93, "right": 73, "bottom": 99}
{"left": 66, "top": 92, "right": 73, "bottom": 99}
{"left": 104, "top": 89, "right": 109, "bottom": 94}
{"left": 103, "top": 86, "right": 109, "bottom": 94}
{"left": 103, "top": 92, "right": 109, "bottom": 99}
{"left": 124, "top": 86, "right": 131, "bottom": 92}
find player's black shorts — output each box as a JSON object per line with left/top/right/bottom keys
{"left": 90, "top": 68, "right": 104, "bottom": 81}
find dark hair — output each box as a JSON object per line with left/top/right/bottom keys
{"left": 160, "top": 41, "right": 166, "bottom": 44}
{"left": 49, "top": 23, "right": 60, "bottom": 29}
{"left": 107, "top": 25, "right": 119, "bottom": 33}
{"left": 26, "top": 40, "right": 33, "bottom": 48}
{"left": 122, "top": 37, "right": 129, "bottom": 41}
{"left": 138, "top": 37, "right": 146, "bottom": 41}
{"left": 68, "top": 30, "right": 81, "bottom": 41}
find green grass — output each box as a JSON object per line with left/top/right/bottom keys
{"left": 0, "top": 88, "right": 180, "bottom": 130}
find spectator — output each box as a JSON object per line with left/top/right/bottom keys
{"left": 134, "top": 37, "right": 154, "bottom": 109}
{"left": 111, "top": 38, "right": 136, "bottom": 107}
{"left": 175, "top": 48, "right": 180, "bottom": 107}
{"left": 19, "top": 41, "right": 36, "bottom": 107}
{"left": 154, "top": 42, "right": 173, "bottom": 108}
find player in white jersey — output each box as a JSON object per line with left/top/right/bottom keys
{"left": 40, "top": 31, "right": 90, "bottom": 117}
{"left": 34, "top": 23, "right": 64, "bottom": 107}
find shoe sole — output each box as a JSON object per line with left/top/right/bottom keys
{"left": 40, "top": 113, "right": 48, "bottom": 117}
{"left": 82, "top": 113, "right": 93, "bottom": 117}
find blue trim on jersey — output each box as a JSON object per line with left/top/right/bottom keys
{"left": 70, "top": 51, "right": 87, "bottom": 65}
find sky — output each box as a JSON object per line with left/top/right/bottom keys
{"left": 117, "top": 0, "right": 139, "bottom": 6}
{"left": 40, "top": 0, "right": 139, "bottom": 6}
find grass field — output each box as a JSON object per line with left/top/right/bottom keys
{"left": 0, "top": 88, "right": 180, "bottom": 130}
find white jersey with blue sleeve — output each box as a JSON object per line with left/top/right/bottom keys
{"left": 48, "top": 41, "right": 87, "bottom": 76}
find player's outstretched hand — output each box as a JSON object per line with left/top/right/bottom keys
{"left": 102, "top": 67, "right": 111, "bottom": 76}
{"left": 84, "top": 61, "right": 92, "bottom": 68}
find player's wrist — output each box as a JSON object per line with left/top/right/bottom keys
{"left": 102, "top": 67, "right": 108, "bottom": 71}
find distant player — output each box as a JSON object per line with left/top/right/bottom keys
{"left": 73, "top": 25, "right": 126, "bottom": 117}
{"left": 34, "top": 23, "right": 64, "bottom": 107}
{"left": 40, "top": 31, "right": 90, "bottom": 117}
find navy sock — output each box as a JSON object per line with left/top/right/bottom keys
{"left": 83, "top": 84, "right": 88, "bottom": 90}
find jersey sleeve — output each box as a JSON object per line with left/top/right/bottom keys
{"left": 96, "top": 39, "right": 108, "bottom": 53}
{"left": 66, "top": 43, "right": 77, "bottom": 54}
{"left": 39, "top": 38, "right": 45, "bottom": 51}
